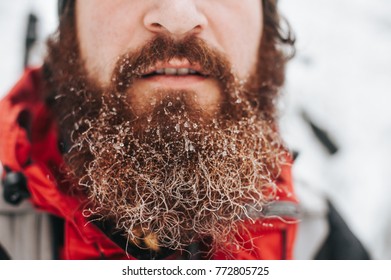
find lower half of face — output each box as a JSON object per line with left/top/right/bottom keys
{"left": 43, "top": 0, "right": 288, "bottom": 253}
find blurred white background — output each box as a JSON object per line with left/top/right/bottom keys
{"left": 1, "top": 0, "right": 390, "bottom": 259}
{"left": 279, "top": 0, "right": 391, "bottom": 259}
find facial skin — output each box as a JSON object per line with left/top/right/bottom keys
{"left": 76, "top": 0, "right": 263, "bottom": 114}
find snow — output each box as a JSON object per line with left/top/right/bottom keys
{"left": 0, "top": 0, "right": 57, "bottom": 96}
{"left": 279, "top": 0, "right": 391, "bottom": 259}
{"left": 1, "top": 0, "right": 391, "bottom": 259}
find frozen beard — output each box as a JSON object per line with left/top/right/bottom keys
{"left": 44, "top": 17, "right": 289, "bottom": 255}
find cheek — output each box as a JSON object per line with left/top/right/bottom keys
{"left": 207, "top": 3, "right": 263, "bottom": 79}
{"left": 231, "top": 18, "right": 263, "bottom": 79}
{"left": 76, "top": 1, "right": 148, "bottom": 84}
{"left": 232, "top": 28, "right": 262, "bottom": 79}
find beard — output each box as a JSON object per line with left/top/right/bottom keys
{"left": 43, "top": 12, "right": 289, "bottom": 254}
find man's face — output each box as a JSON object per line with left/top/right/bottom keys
{"left": 45, "top": 0, "right": 287, "bottom": 253}
{"left": 76, "top": 0, "right": 263, "bottom": 114}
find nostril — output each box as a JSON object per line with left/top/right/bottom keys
{"left": 149, "top": 22, "right": 163, "bottom": 31}
{"left": 151, "top": 23, "right": 162, "bottom": 28}
{"left": 193, "top": 25, "right": 203, "bottom": 33}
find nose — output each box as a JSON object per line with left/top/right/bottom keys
{"left": 144, "top": 0, "right": 208, "bottom": 37}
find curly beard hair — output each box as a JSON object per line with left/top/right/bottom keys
{"left": 43, "top": 3, "right": 293, "bottom": 255}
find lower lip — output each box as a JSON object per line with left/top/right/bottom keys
{"left": 141, "top": 74, "right": 208, "bottom": 88}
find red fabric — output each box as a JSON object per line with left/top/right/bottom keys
{"left": 0, "top": 68, "right": 298, "bottom": 260}
{"left": 214, "top": 164, "right": 298, "bottom": 260}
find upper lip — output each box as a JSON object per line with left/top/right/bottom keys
{"left": 141, "top": 58, "right": 208, "bottom": 77}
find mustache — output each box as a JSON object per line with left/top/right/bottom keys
{"left": 111, "top": 35, "right": 234, "bottom": 93}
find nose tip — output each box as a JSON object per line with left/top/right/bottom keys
{"left": 144, "top": 1, "right": 207, "bottom": 37}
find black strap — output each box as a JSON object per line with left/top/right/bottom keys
{"left": 301, "top": 110, "right": 339, "bottom": 155}
{"left": 315, "top": 201, "right": 371, "bottom": 260}
{"left": 0, "top": 243, "right": 11, "bottom": 260}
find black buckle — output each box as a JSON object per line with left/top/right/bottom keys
{"left": 2, "top": 167, "right": 30, "bottom": 205}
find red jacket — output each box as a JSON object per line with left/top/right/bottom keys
{"left": 0, "top": 68, "right": 298, "bottom": 260}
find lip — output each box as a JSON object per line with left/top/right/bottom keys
{"left": 140, "top": 74, "right": 208, "bottom": 88}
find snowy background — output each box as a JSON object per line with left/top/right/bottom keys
{"left": 279, "top": 0, "right": 391, "bottom": 259}
{"left": 1, "top": 0, "right": 391, "bottom": 259}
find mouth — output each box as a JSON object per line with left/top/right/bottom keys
{"left": 137, "top": 59, "right": 211, "bottom": 88}
{"left": 142, "top": 67, "right": 207, "bottom": 78}
{"left": 125, "top": 59, "right": 223, "bottom": 115}
{"left": 140, "top": 58, "right": 209, "bottom": 78}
